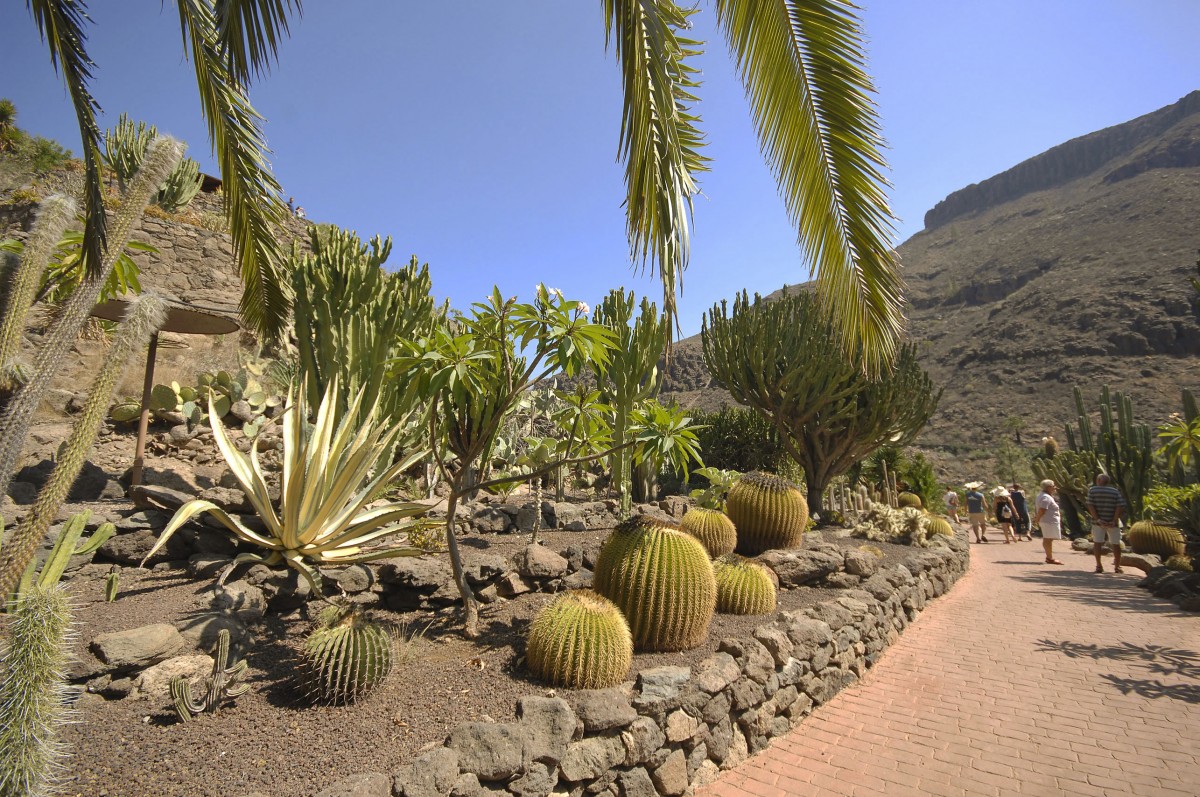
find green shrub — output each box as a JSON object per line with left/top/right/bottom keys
{"left": 690, "top": 406, "right": 792, "bottom": 474}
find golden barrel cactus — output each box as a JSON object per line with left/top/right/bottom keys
{"left": 525, "top": 590, "right": 632, "bottom": 689}
{"left": 926, "top": 516, "right": 954, "bottom": 537}
{"left": 303, "top": 605, "right": 393, "bottom": 704}
{"left": 714, "top": 556, "right": 777, "bottom": 615}
{"left": 1127, "top": 521, "right": 1186, "bottom": 558}
{"left": 897, "top": 492, "right": 923, "bottom": 509}
{"left": 679, "top": 507, "right": 737, "bottom": 557}
{"left": 727, "top": 472, "right": 808, "bottom": 555}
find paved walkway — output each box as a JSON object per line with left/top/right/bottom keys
{"left": 700, "top": 535, "right": 1200, "bottom": 797}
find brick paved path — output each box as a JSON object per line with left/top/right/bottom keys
{"left": 700, "top": 537, "right": 1200, "bottom": 797}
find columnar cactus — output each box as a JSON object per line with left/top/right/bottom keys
{"left": 525, "top": 590, "right": 633, "bottom": 689}
{"left": 679, "top": 507, "right": 737, "bottom": 557}
{"left": 593, "top": 517, "right": 716, "bottom": 652}
{"left": 713, "top": 556, "right": 776, "bottom": 615}
{"left": 303, "top": 605, "right": 393, "bottom": 704}
{"left": 727, "top": 472, "right": 808, "bottom": 555}
{"left": 172, "top": 629, "right": 250, "bottom": 721}
{"left": 1127, "top": 521, "right": 1186, "bottom": 558}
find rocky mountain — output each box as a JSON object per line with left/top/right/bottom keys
{"left": 662, "top": 90, "right": 1200, "bottom": 467}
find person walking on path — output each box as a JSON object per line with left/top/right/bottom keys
{"left": 1087, "top": 473, "right": 1127, "bottom": 573}
{"left": 964, "top": 482, "right": 988, "bottom": 543}
{"left": 1034, "top": 479, "right": 1064, "bottom": 564}
{"left": 943, "top": 487, "right": 961, "bottom": 523}
{"left": 991, "top": 486, "right": 1017, "bottom": 543}
{"left": 1010, "top": 482, "right": 1032, "bottom": 540}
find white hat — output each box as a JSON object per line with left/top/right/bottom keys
{"left": 964, "top": 481, "right": 983, "bottom": 490}
{"left": 991, "top": 486, "right": 1010, "bottom": 497}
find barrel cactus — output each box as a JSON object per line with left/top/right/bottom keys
{"left": 726, "top": 472, "right": 808, "bottom": 555}
{"left": 897, "top": 492, "right": 923, "bottom": 509}
{"left": 926, "top": 516, "right": 954, "bottom": 537}
{"left": 679, "top": 507, "right": 737, "bottom": 557}
{"left": 302, "top": 605, "right": 393, "bottom": 704}
{"left": 525, "top": 590, "right": 632, "bottom": 689}
{"left": 1127, "top": 521, "right": 1186, "bottom": 557}
{"left": 593, "top": 517, "right": 716, "bottom": 652}
{"left": 1165, "top": 554, "right": 1194, "bottom": 573}
{"left": 713, "top": 556, "right": 776, "bottom": 615}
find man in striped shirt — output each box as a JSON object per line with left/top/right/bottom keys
{"left": 1087, "top": 473, "right": 1127, "bottom": 574}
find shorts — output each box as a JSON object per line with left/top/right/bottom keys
{"left": 969, "top": 512, "right": 986, "bottom": 528}
{"left": 1039, "top": 522, "right": 1062, "bottom": 540}
{"left": 1092, "top": 524, "right": 1122, "bottom": 545}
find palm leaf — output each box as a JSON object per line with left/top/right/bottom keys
{"left": 714, "top": 0, "right": 904, "bottom": 373}
{"left": 212, "top": 0, "right": 302, "bottom": 84}
{"left": 26, "top": 0, "right": 107, "bottom": 277}
{"left": 176, "top": 0, "right": 291, "bottom": 344}
{"left": 603, "top": 0, "right": 709, "bottom": 331}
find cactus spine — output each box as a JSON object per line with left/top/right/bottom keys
{"left": 1127, "top": 521, "right": 1186, "bottom": 558}
{"left": 713, "top": 556, "right": 776, "bottom": 615}
{"left": 525, "top": 590, "right": 633, "bottom": 689}
{"left": 303, "top": 605, "right": 393, "bottom": 704}
{"left": 679, "top": 507, "right": 737, "bottom": 557}
{"left": 593, "top": 517, "right": 716, "bottom": 652}
{"left": 0, "top": 584, "right": 74, "bottom": 797}
{"left": 727, "top": 472, "right": 808, "bottom": 555}
{"left": 171, "top": 629, "right": 250, "bottom": 721}
{"left": 0, "top": 295, "right": 167, "bottom": 598}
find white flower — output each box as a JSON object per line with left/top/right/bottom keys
{"left": 577, "top": 302, "right": 591, "bottom": 316}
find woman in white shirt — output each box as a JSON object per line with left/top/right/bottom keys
{"left": 1034, "top": 480, "right": 1064, "bottom": 565}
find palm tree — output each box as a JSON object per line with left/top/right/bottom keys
{"left": 25, "top": 0, "right": 903, "bottom": 367}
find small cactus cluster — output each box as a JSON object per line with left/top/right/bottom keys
{"left": 727, "top": 471, "right": 808, "bottom": 555}
{"left": 171, "top": 629, "right": 249, "bottom": 721}
{"left": 593, "top": 517, "right": 716, "bottom": 652}
{"left": 1127, "top": 521, "right": 1186, "bottom": 558}
{"left": 897, "top": 492, "right": 923, "bottom": 509}
{"left": 713, "top": 556, "right": 776, "bottom": 615}
{"left": 525, "top": 590, "right": 633, "bottom": 689}
{"left": 850, "top": 500, "right": 903, "bottom": 542}
{"left": 679, "top": 507, "right": 737, "bottom": 557}
{"left": 1164, "top": 554, "right": 1194, "bottom": 573}
{"left": 303, "top": 605, "right": 393, "bottom": 704}
{"left": 120, "top": 368, "right": 278, "bottom": 438}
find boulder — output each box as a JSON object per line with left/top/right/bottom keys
{"left": 559, "top": 736, "right": 625, "bottom": 782}
{"left": 132, "top": 654, "right": 215, "bottom": 700}
{"left": 99, "top": 528, "right": 190, "bottom": 566}
{"left": 515, "top": 544, "right": 569, "bottom": 579}
{"left": 313, "top": 773, "right": 392, "bottom": 797}
{"left": 211, "top": 580, "right": 267, "bottom": 622}
{"left": 378, "top": 557, "right": 453, "bottom": 593}
{"left": 516, "top": 696, "right": 576, "bottom": 765}
{"left": 758, "top": 549, "right": 845, "bottom": 587}
{"left": 570, "top": 687, "right": 637, "bottom": 733}
{"left": 90, "top": 624, "right": 187, "bottom": 671}
{"left": 620, "top": 716, "right": 665, "bottom": 766}
{"left": 843, "top": 549, "right": 879, "bottom": 577}
{"left": 175, "top": 612, "right": 248, "bottom": 650}
{"left": 393, "top": 747, "right": 460, "bottom": 797}
{"left": 446, "top": 723, "right": 528, "bottom": 782}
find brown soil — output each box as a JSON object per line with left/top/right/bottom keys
{"left": 54, "top": 529, "right": 914, "bottom": 797}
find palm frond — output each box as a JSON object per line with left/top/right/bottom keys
{"left": 714, "top": 0, "right": 904, "bottom": 373}
{"left": 176, "top": 0, "right": 291, "bottom": 343}
{"left": 26, "top": 0, "right": 107, "bottom": 277}
{"left": 603, "top": 0, "right": 709, "bottom": 332}
{"left": 213, "top": 0, "right": 302, "bottom": 84}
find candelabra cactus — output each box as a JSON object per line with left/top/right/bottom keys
{"left": 679, "top": 507, "right": 738, "bottom": 557}
{"left": 1127, "top": 521, "right": 1186, "bottom": 558}
{"left": 171, "top": 629, "right": 250, "bottom": 721}
{"left": 303, "top": 605, "right": 394, "bottom": 704}
{"left": 713, "top": 556, "right": 776, "bottom": 615}
{"left": 525, "top": 590, "right": 633, "bottom": 689}
{"left": 593, "top": 517, "right": 716, "bottom": 652}
{"left": 727, "top": 471, "right": 809, "bottom": 555}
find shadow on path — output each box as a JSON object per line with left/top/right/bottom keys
{"left": 1035, "top": 638, "right": 1200, "bottom": 703}
{"left": 1009, "top": 567, "right": 1186, "bottom": 616}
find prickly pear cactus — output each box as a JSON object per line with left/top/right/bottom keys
{"left": 593, "top": 517, "right": 716, "bottom": 652}
{"left": 303, "top": 605, "right": 393, "bottom": 704}
{"left": 525, "top": 590, "right": 633, "bottom": 689}
{"left": 727, "top": 472, "right": 808, "bottom": 555}
{"left": 1127, "top": 521, "right": 1186, "bottom": 558}
{"left": 679, "top": 507, "right": 737, "bottom": 557}
{"left": 713, "top": 556, "right": 776, "bottom": 615}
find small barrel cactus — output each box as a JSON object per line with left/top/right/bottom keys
{"left": 897, "top": 492, "right": 923, "bottom": 509}
{"left": 679, "top": 507, "right": 737, "bottom": 557}
{"left": 726, "top": 472, "right": 808, "bottom": 555}
{"left": 1127, "top": 521, "right": 1186, "bottom": 558}
{"left": 713, "top": 556, "right": 776, "bottom": 615}
{"left": 302, "top": 605, "right": 393, "bottom": 704}
{"left": 525, "top": 590, "right": 632, "bottom": 689}
{"left": 1165, "top": 554, "right": 1194, "bottom": 573}
{"left": 926, "top": 516, "right": 954, "bottom": 537}
{"left": 594, "top": 517, "right": 716, "bottom": 652}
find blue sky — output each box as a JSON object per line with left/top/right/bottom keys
{"left": 3, "top": 1, "right": 1199, "bottom": 337}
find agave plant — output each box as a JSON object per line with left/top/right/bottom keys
{"left": 142, "top": 378, "right": 433, "bottom": 592}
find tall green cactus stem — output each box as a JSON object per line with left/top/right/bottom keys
{"left": 525, "top": 590, "right": 633, "bottom": 689}
{"left": 171, "top": 629, "right": 250, "bottom": 721}
{"left": 589, "top": 289, "right": 667, "bottom": 515}
{"left": 0, "top": 584, "right": 74, "bottom": 797}
{"left": 0, "top": 195, "right": 76, "bottom": 396}
{"left": 679, "top": 507, "right": 738, "bottom": 557}
{"left": 593, "top": 517, "right": 716, "bottom": 652}
{"left": 727, "top": 472, "right": 809, "bottom": 556}
{"left": 104, "top": 567, "right": 119, "bottom": 602}
{"left": 303, "top": 605, "right": 394, "bottom": 704}
{"left": 713, "top": 556, "right": 776, "bottom": 615}
{"left": 0, "top": 137, "right": 183, "bottom": 502}
{"left": 1066, "top": 385, "right": 1156, "bottom": 520}
{"left": 0, "top": 294, "right": 167, "bottom": 598}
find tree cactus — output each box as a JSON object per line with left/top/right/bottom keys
{"left": 727, "top": 471, "right": 808, "bottom": 555}
{"left": 593, "top": 516, "right": 716, "bottom": 652}
{"left": 525, "top": 590, "right": 633, "bottom": 689}
{"left": 679, "top": 507, "right": 738, "bottom": 557}
{"left": 713, "top": 556, "right": 776, "bottom": 615}
{"left": 303, "top": 605, "right": 393, "bottom": 704}
{"left": 897, "top": 492, "right": 923, "bottom": 509}
{"left": 1127, "top": 521, "right": 1186, "bottom": 558}
{"left": 1065, "top": 385, "right": 1156, "bottom": 520}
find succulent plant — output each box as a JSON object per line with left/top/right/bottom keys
{"left": 108, "top": 399, "right": 142, "bottom": 424}
{"left": 897, "top": 492, "right": 923, "bottom": 509}
{"left": 1165, "top": 554, "right": 1194, "bottom": 573}
{"left": 303, "top": 605, "right": 393, "bottom": 704}
{"left": 926, "top": 516, "right": 954, "bottom": 537}
{"left": 593, "top": 516, "right": 716, "bottom": 652}
{"left": 726, "top": 471, "right": 809, "bottom": 555}
{"left": 525, "top": 590, "right": 633, "bottom": 689}
{"left": 679, "top": 507, "right": 737, "bottom": 557}
{"left": 713, "top": 556, "right": 776, "bottom": 615}
{"left": 1127, "top": 521, "right": 1186, "bottom": 558}
{"left": 104, "top": 566, "right": 120, "bottom": 602}
{"left": 171, "top": 629, "right": 249, "bottom": 721}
